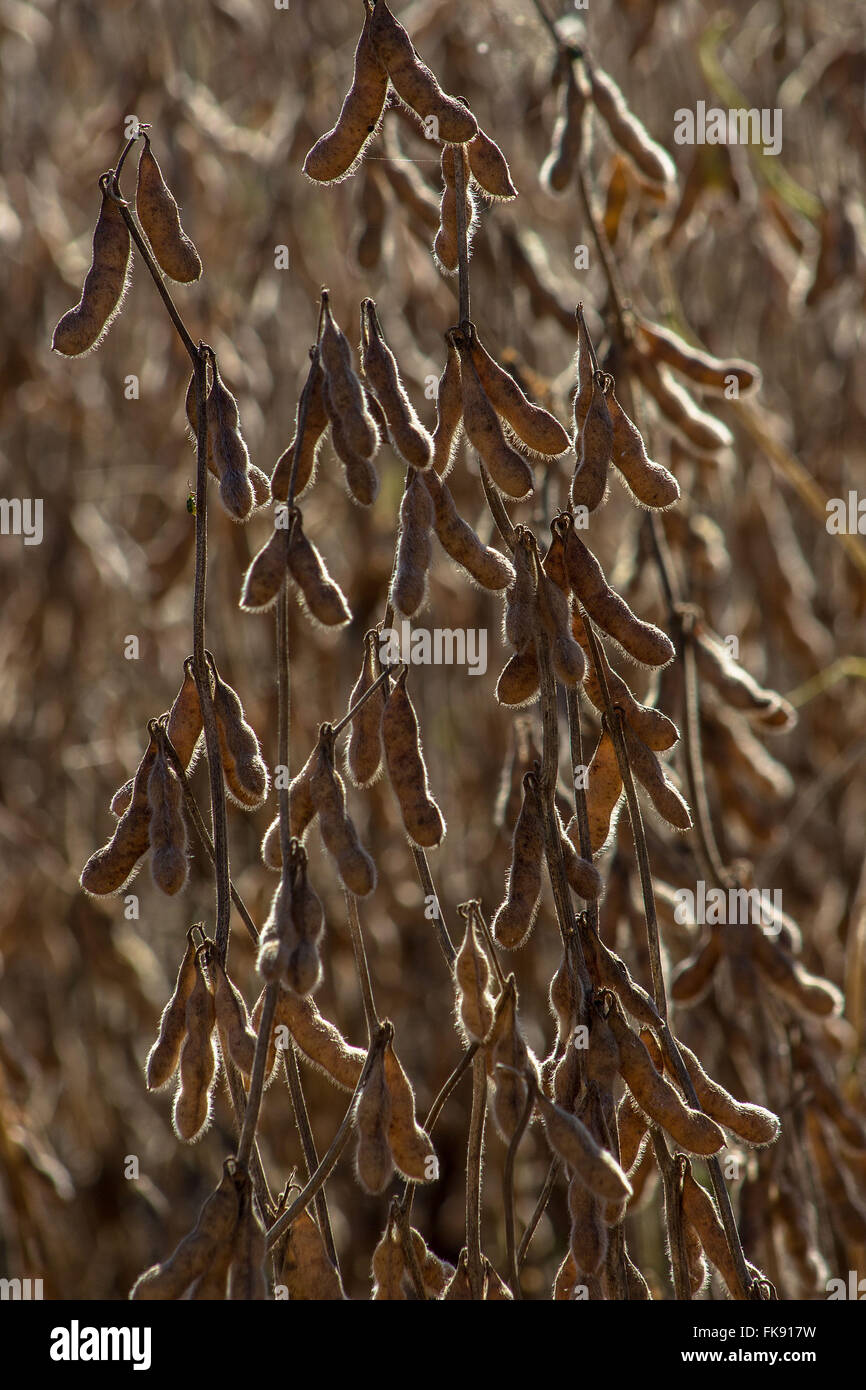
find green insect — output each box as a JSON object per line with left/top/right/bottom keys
{"left": 186, "top": 481, "right": 196, "bottom": 515}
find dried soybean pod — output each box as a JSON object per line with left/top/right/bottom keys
{"left": 355, "top": 1046, "right": 394, "bottom": 1195}
{"left": 565, "top": 531, "right": 675, "bottom": 667}
{"left": 271, "top": 362, "right": 329, "bottom": 502}
{"left": 380, "top": 124, "right": 441, "bottom": 232}
{"left": 281, "top": 1208, "right": 347, "bottom": 1300}
{"left": 130, "top": 1160, "right": 242, "bottom": 1300}
{"left": 287, "top": 854, "right": 325, "bottom": 995}
{"left": 588, "top": 64, "right": 676, "bottom": 189}
{"left": 110, "top": 778, "right": 134, "bottom": 818}
{"left": 148, "top": 738, "right": 189, "bottom": 895}
{"left": 671, "top": 932, "right": 721, "bottom": 1003}
{"left": 371, "top": 1221, "right": 407, "bottom": 1300}
{"left": 135, "top": 137, "right": 202, "bottom": 283}
{"left": 454, "top": 912, "right": 495, "bottom": 1043}
{"left": 410, "top": 1229, "right": 454, "bottom": 1298}
{"left": 185, "top": 364, "right": 219, "bottom": 480}
{"left": 467, "top": 126, "right": 518, "bottom": 200}
{"left": 146, "top": 932, "right": 198, "bottom": 1090}
{"left": 303, "top": 5, "right": 388, "bottom": 184}
{"left": 80, "top": 732, "right": 158, "bottom": 895}
{"left": 456, "top": 333, "right": 534, "bottom": 499}
{"left": 492, "top": 774, "right": 544, "bottom": 949}
{"left": 260, "top": 817, "right": 282, "bottom": 874}
{"left": 52, "top": 179, "right": 132, "bottom": 356}
{"left": 431, "top": 335, "right": 463, "bottom": 477}
{"left": 804, "top": 1109, "right": 866, "bottom": 1239}
{"left": 369, "top": 1, "right": 478, "bottom": 144}
{"left": 607, "top": 386, "right": 680, "bottom": 509}
{"left": 323, "top": 377, "right": 382, "bottom": 507}
{"left": 683, "top": 1212, "right": 710, "bottom": 1297}
{"left": 750, "top": 930, "right": 843, "bottom": 1018}
{"left": 210, "top": 659, "right": 270, "bottom": 810}
{"left": 483, "top": 1259, "right": 514, "bottom": 1300}
{"left": 240, "top": 526, "right": 290, "bottom": 614}
{"left": 571, "top": 606, "right": 678, "bottom": 750}
{"left": 541, "top": 57, "right": 590, "bottom": 195}
{"left": 442, "top": 1249, "right": 473, "bottom": 1300}
{"left": 536, "top": 570, "right": 586, "bottom": 686}
{"left": 680, "top": 1169, "right": 744, "bottom": 1299}
{"left": 166, "top": 662, "right": 204, "bottom": 770}
{"left": 495, "top": 648, "right": 540, "bottom": 708}
{"left": 248, "top": 465, "right": 271, "bottom": 508}
{"left": 621, "top": 724, "right": 692, "bottom": 831}
{"left": 211, "top": 957, "right": 258, "bottom": 1079}
{"left": 635, "top": 317, "right": 761, "bottom": 397}
{"left": 276, "top": 990, "right": 366, "bottom": 1091}
{"left": 535, "top": 1090, "right": 632, "bottom": 1203}
{"left": 361, "top": 299, "right": 433, "bottom": 468}
{"left": 561, "top": 820, "right": 602, "bottom": 894}
{"left": 573, "top": 305, "right": 594, "bottom": 442}
{"left": 607, "top": 1004, "right": 725, "bottom": 1156}
{"left": 319, "top": 293, "right": 378, "bottom": 460}
{"left": 553, "top": 1251, "right": 580, "bottom": 1300}
{"left": 793, "top": 1043, "right": 866, "bottom": 1150}
{"left": 662, "top": 1035, "right": 781, "bottom": 1147}
{"left": 286, "top": 513, "right": 352, "bottom": 628}
{"left": 631, "top": 353, "right": 733, "bottom": 456}
{"left": 310, "top": 737, "right": 377, "bottom": 896}
{"left": 354, "top": 162, "right": 387, "bottom": 270}
{"left": 172, "top": 947, "right": 218, "bottom": 1144}
{"left": 433, "top": 143, "right": 477, "bottom": 275}
{"left": 187, "top": 1237, "right": 234, "bottom": 1301}
{"left": 206, "top": 358, "right": 254, "bottom": 518}
{"left": 585, "top": 936, "right": 661, "bottom": 1030}
{"left": 585, "top": 728, "right": 623, "bottom": 855}
{"left": 422, "top": 467, "right": 516, "bottom": 590}
{"left": 616, "top": 1089, "right": 649, "bottom": 1172}
{"left": 382, "top": 668, "right": 445, "bottom": 849}
{"left": 345, "top": 633, "right": 386, "bottom": 788}
{"left": 568, "top": 1172, "right": 608, "bottom": 1275}
{"left": 504, "top": 531, "right": 537, "bottom": 653}
{"left": 391, "top": 472, "right": 434, "bottom": 618}
{"left": 383, "top": 1038, "right": 436, "bottom": 1181}
{"left": 572, "top": 373, "right": 613, "bottom": 513}
{"left": 468, "top": 328, "right": 569, "bottom": 456}
{"left": 488, "top": 983, "right": 535, "bottom": 1140}
{"left": 227, "top": 1185, "right": 268, "bottom": 1301}
{"left": 586, "top": 1004, "right": 620, "bottom": 1089}
{"left": 694, "top": 628, "right": 794, "bottom": 723}
{"left": 290, "top": 745, "right": 320, "bottom": 842}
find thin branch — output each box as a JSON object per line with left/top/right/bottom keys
{"left": 465, "top": 1051, "right": 487, "bottom": 1299}
{"left": 345, "top": 889, "right": 380, "bottom": 1041}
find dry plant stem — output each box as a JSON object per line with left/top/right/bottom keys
{"left": 266, "top": 1023, "right": 391, "bottom": 1250}
{"left": 453, "top": 140, "right": 471, "bottom": 326}
{"left": 517, "top": 1156, "right": 560, "bottom": 1268}
{"left": 529, "top": 0, "right": 567, "bottom": 49}
{"left": 344, "top": 890, "right": 380, "bottom": 1040}
{"left": 479, "top": 464, "right": 518, "bottom": 551}
{"left": 237, "top": 988, "right": 277, "bottom": 1169}
{"left": 411, "top": 844, "right": 456, "bottom": 965}
{"left": 331, "top": 663, "right": 394, "bottom": 737}
{"left": 680, "top": 627, "right": 735, "bottom": 890}
{"left": 466, "top": 1052, "right": 487, "bottom": 1299}
{"left": 652, "top": 1128, "right": 691, "bottom": 1300}
{"left": 574, "top": 165, "right": 628, "bottom": 341}
{"left": 565, "top": 686, "right": 598, "bottom": 934}
{"left": 280, "top": 1040, "right": 339, "bottom": 1275}
{"left": 397, "top": 1043, "right": 479, "bottom": 1222}
{"left": 504, "top": 1073, "right": 535, "bottom": 1299}
{"left": 467, "top": 901, "right": 507, "bottom": 991}
{"left": 287, "top": 347, "right": 322, "bottom": 509}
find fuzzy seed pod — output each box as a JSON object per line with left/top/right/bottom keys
{"left": 584, "top": 728, "right": 624, "bottom": 855}
{"left": 456, "top": 335, "right": 534, "bottom": 499}
{"left": 345, "top": 633, "right": 386, "bottom": 788}
{"left": 636, "top": 317, "right": 761, "bottom": 397}
{"left": 488, "top": 984, "right": 537, "bottom": 1141}
{"left": 536, "top": 572, "right": 586, "bottom": 686}
{"left": 663, "top": 1035, "right": 781, "bottom": 1147}
{"left": 146, "top": 933, "right": 198, "bottom": 1090}
{"left": 467, "top": 126, "right": 517, "bottom": 200}
{"left": 541, "top": 525, "right": 569, "bottom": 594}
{"left": 751, "top": 930, "right": 843, "bottom": 1017}
{"left": 286, "top": 854, "right": 325, "bottom": 995}
{"left": 320, "top": 294, "right": 379, "bottom": 460}
{"left": 211, "top": 661, "right": 270, "bottom": 810}
{"left": 804, "top": 1109, "right": 866, "bottom": 1240}
{"left": 281, "top": 1209, "right": 347, "bottom": 1300}
{"left": 433, "top": 144, "right": 478, "bottom": 275}
{"left": 187, "top": 1239, "right": 234, "bottom": 1301}
{"left": 454, "top": 913, "right": 495, "bottom": 1043}
{"left": 383, "top": 1038, "right": 436, "bottom": 1181}
{"left": 391, "top": 472, "right": 434, "bottom": 617}
{"left": 549, "top": 951, "right": 579, "bottom": 1042}
{"left": 380, "top": 122, "right": 441, "bottom": 232}
{"left": 52, "top": 182, "right": 132, "bottom": 356}
{"left": 568, "top": 1172, "right": 608, "bottom": 1275}
{"left": 369, "top": 1, "right": 478, "bottom": 144}
{"left": 683, "top": 1214, "right": 710, "bottom": 1297}
{"left": 81, "top": 732, "right": 157, "bottom": 895}
{"left": 148, "top": 739, "right": 189, "bottom": 894}
{"left": 572, "top": 375, "right": 613, "bottom": 512}
{"left": 361, "top": 299, "right": 433, "bottom": 468}
{"left": 276, "top": 990, "right": 366, "bottom": 1091}
{"left": 409, "top": 1229, "right": 455, "bottom": 1298}
{"left": 586, "top": 936, "right": 661, "bottom": 1030}
{"left": 303, "top": 7, "right": 388, "bottom": 183}
{"left": 680, "top": 1170, "right": 745, "bottom": 1299}
{"left": 540, "top": 57, "right": 590, "bottom": 195}
{"left": 560, "top": 816, "right": 603, "bottom": 898}
{"left": 442, "top": 1249, "right": 473, "bottom": 1300}
{"left": 166, "top": 664, "right": 204, "bottom": 771}
{"left": 271, "top": 362, "right": 329, "bottom": 503}
{"left": 431, "top": 335, "right": 463, "bottom": 477}
{"left": 608, "top": 1006, "right": 725, "bottom": 1155}
{"left": 571, "top": 606, "right": 678, "bottom": 750}
{"left": 135, "top": 137, "right": 202, "bottom": 282}
{"left": 632, "top": 353, "right": 733, "bottom": 456}
{"left": 210, "top": 957, "right": 258, "bottom": 1078}
{"left": 588, "top": 64, "right": 677, "bottom": 189}
{"left": 109, "top": 778, "right": 134, "bottom": 818}
{"left": 670, "top": 933, "right": 721, "bottom": 1004}
{"left": 565, "top": 531, "right": 675, "bottom": 667}
{"left": 492, "top": 774, "right": 544, "bottom": 949}
{"left": 469, "top": 330, "right": 569, "bottom": 456}
{"left": 325, "top": 384, "right": 382, "bottom": 506}
{"left": 382, "top": 668, "right": 445, "bottom": 849}
{"left": 496, "top": 648, "right": 541, "bottom": 707}
{"left": 573, "top": 308, "right": 594, "bottom": 442}
{"left": 310, "top": 740, "right": 377, "bottom": 896}
{"left": 205, "top": 364, "right": 256, "bottom": 522}
{"left": 607, "top": 387, "right": 680, "bottom": 509}
{"left": 586, "top": 1008, "right": 620, "bottom": 1090}
{"left": 287, "top": 513, "right": 353, "bottom": 627}
{"left": 535, "top": 1090, "right": 632, "bottom": 1202}
{"left": 130, "top": 1160, "right": 242, "bottom": 1300}
{"left": 616, "top": 1090, "right": 649, "bottom": 1172}
{"left": 355, "top": 1046, "right": 394, "bottom": 1194}
{"left": 621, "top": 724, "right": 692, "bottom": 831}
{"left": 423, "top": 468, "right": 516, "bottom": 590}
{"left": 172, "top": 949, "right": 218, "bottom": 1143}
{"left": 290, "top": 745, "right": 320, "bottom": 842}
{"left": 553, "top": 1251, "right": 580, "bottom": 1301}
{"left": 694, "top": 628, "right": 796, "bottom": 726}
{"left": 504, "top": 533, "right": 537, "bottom": 653}
{"left": 371, "top": 1222, "right": 407, "bottom": 1300}
{"left": 227, "top": 1186, "right": 268, "bottom": 1300}
{"left": 240, "top": 526, "right": 290, "bottom": 614}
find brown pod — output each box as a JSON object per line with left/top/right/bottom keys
{"left": 487, "top": 983, "right": 535, "bottom": 1140}
{"left": 559, "top": 816, "right": 603, "bottom": 899}
{"left": 80, "top": 732, "right": 157, "bottom": 895}
{"left": 621, "top": 724, "right": 692, "bottom": 831}
{"left": 276, "top": 990, "right": 366, "bottom": 1091}
{"left": 683, "top": 1214, "right": 710, "bottom": 1297}
{"left": 664, "top": 1035, "right": 781, "bottom": 1147}
{"left": 355, "top": 1047, "right": 394, "bottom": 1194}
{"left": 309, "top": 740, "right": 377, "bottom": 896}
{"left": 281, "top": 1209, "right": 347, "bottom": 1301}
{"left": 495, "top": 648, "right": 541, "bottom": 708}
{"left": 323, "top": 375, "right": 381, "bottom": 507}
{"left": 52, "top": 182, "right": 132, "bottom": 356}
{"left": 468, "top": 126, "right": 518, "bottom": 200}
{"left": 568, "top": 1173, "right": 608, "bottom": 1276}
{"left": 383, "top": 1038, "right": 436, "bottom": 1181}
{"left": 361, "top": 299, "right": 433, "bottom": 468}
{"left": 380, "top": 121, "right": 441, "bottom": 232}
{"left": 632, "top": 353, "right": 733, "bottom": 456}
{"left": 227, "top": 1185, "right": 268, "bottom": 1301}
{"left": 319, "top": 294, "right": 379, "bottom": 460}
{"left": 166, "top": 663, "right": 204, "bottom": 770}
{"left": 571, "top": 607, "right": 678, "bottom": 750}
{"left": 184, "top": 365, "right": 218, "bottom": 480}
{"left": 135, "top": 137, "right": 202, "bottom": 283}
{"left": 211, "top": 660, "right": 270, "bottom": 810}
{"left": 608, "top": 1005, "right": 725, "bottom": 1155}
{"left": 345, "top": 632, "right": 386, "bottom": 788}
{"left": 586, "top": 936, "right": 661, "bottom": 1030}
{"left": 616, "top": 1090, "right": 649, "bottom": 1172}
{"left": 423, "top": 468, "right": 516, "bottom": 590}
{"left": 681, "top": 1170, "right": 745, "bottom": 1299}
{"left": 565, "top": 531, "right": 675, "bottom": 667}
{"left": 109, "top": 778, "right": 134, "bottom": 818}
{"left": 588, "top": 64, "right": 677, "bottom": 189}
{"left": 586, "top": 1007, "right": 620, "bottom": 1090}
{"left": 535, "top": 1090, "right": 632, "bottom": 1203}
{"left": 147, "top": 740, "right": 189, "bottom": 895}
{"left": 211, "top": 957, "right": 258, "bottom": 1078}
{"left": 431, "top": 335, "right": 463, "bottom": 477}
{"left": 286, "top": 513, "right": 352, "bottom": 627}
{"left": 256, "top": 879, "right": 294, "bottom": 987}
{"left": 636, "top": 317, "right": 761, "bottom": 397}
{"left": 468, "top": 330, "right": 569, "bottom": 456}
{"left": 442, "top": 1249, "right": 473, "bottom": 1300}
{"left": 290, "top": 745, "right": 320, "bottom": 842}
{"left": 694, "top": 628, "right": 795, "bottom": 724}
{"left": 541, "top": 57, "right": 590, "bottom": 195}
{"left": 573, "top": 307, "right": 594, "bottom": 442}
{"left": 607, "top": 387, "right": 680, "bottom": 509}
{"left": 504, "top": 532, "right": 537, "bottom": 653}
{"left": 130, "top": 1160, "right": 242, "bottom": 1300}
{"left": 391, "top": 472, "right": 434, "bottom": 618}
{"left": 410, "top": 1229, "right": 455, "bottom": 1299}
{"left": 584, "top": 728, "right": 623, "bottom": 854}
{"left": 303, "top": 6, "right": 388, "bottom": 183}
{"left": 492, "top": 774, "right": 544, "bottom": 949}
{"left": 751, "top": 930, "right": 843, "bottom": 1018}
{"left": 572, "top": 376, "right": 612, "bottom": 513}
{"left": 369, "top": 1, "right": 478, "bottom": 144}
{"left": 456, "top": 335, "right": 534, "bottom": 499}
{"left": 536, "top": 572, "right": 586, "bottom": 686}
{"left": 671, "top": 933, "right": 721, "bottom": 1003}
{"left": 454, "top": 912, "right": 495, "bottom": 1043}
{"left": 240, "top": 525, "right": 290, "bottom": 614}
{"left": 172, "top": 948, "right": 218, "bottom": 1144}
{"left": 271, "top": 361, "right": 329, "bottom": 502}
{"left": 433, "top": 144, "right": 477, "bottom": 275}
{"left": 382, "top": 668, "right": 445, "bottom": 849}
{"left": 371, "top": 1223, "right": 407, "bottom": 1300}
{"left": 146, "top": 933, "right": 198, "bottom": 1090}
{"left": 250, "top": 989, "right": 280, "bottom": 1086}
